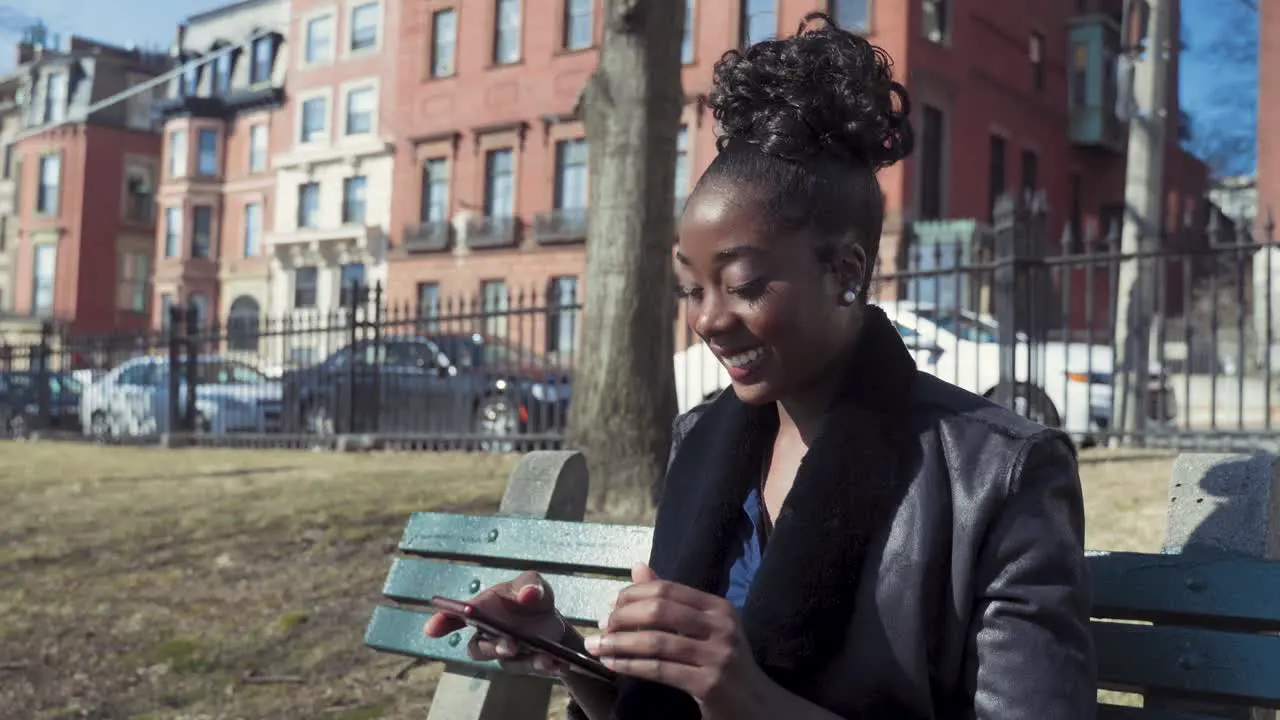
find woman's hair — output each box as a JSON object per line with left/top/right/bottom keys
{"left": 696, "top": 12, "right": 913, "bottom": 296}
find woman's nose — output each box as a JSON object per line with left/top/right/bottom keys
{"left": 692, "top": 291, "right": 734, "bottom": 339}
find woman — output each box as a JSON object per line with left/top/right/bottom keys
{"left": 426, "top": 13, "right": 1096, "bottom": 719}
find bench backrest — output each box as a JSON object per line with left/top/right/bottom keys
{"left": 366, "top": 512, "right": 1280, "bottom": 716}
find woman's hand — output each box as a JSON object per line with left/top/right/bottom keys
{"left": 422, "top": 570, "right": 570, "bottom": 677}
{"left": 584, "top": 564, "right": 779, "bottom": 719}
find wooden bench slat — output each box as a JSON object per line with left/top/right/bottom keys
{"left": 1096, "top": 705, "right": 1223, "bottom": 720}
{"left": 382, "top": 557, "right": 630, "bottom": 624}
{"left": 399, "top": 512, "right": 653, "bottom": 575}
{"left": 366, "top": 605, "right": 498, "bottom": 672}
{"left": 1093, "top": 621, "right": 1280, "bottom": 707}
{"left": 1088, "top": 550, "right": 1280, "bottom": 632}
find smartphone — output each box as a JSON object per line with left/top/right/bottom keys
{"left": 427, "top": 596, "right": 617, "bottom": 684}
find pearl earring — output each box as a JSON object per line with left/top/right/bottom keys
{"left": 841, "top": 288, "right": 858, "bottom": 305}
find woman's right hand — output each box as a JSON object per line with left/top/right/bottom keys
{"left": 423, "top": 570, "right": 570, "bottom": 676}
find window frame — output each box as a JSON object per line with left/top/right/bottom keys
{"left": 431, "top": 8, "right": 458, "bottom": 77}
{"left": 493, "top": 0, "right": 523, "bottom": 65}
{"left": 293, "top": 266, "right": 319, "bottom": 309}
{"left": 348, "top": 1, "right": 383, "bottom": 55}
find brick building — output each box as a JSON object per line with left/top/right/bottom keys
{"left": 383, "top": 0, "right": 1208, "bottom": 351}
{"left": 151, "top": 0, "right": 289, "bottom": 344}
{"left": 4, "top": 37, "right": 170, "bottom": 338}
{"left": 267, "top": 0, "right": 401, "bottom": 366}
{"left": 0, "top": 72, "right": 24, "bottom": 315}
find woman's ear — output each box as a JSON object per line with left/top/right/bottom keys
{"left": 835, "top": 243, "right": 869, "bottom": 298}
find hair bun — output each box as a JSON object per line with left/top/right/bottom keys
{"left": 709, "top": 12, "right": 913, "bottom": 170}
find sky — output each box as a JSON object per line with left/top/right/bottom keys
{"left": 0, "top": 0, "right": 1257, "bottom": 172}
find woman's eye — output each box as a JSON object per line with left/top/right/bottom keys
{"left": 727, "top": 278, "right": 769, "bottom": 299}
{"left": 675, "top": 285, "right": 703, "bottom": 301}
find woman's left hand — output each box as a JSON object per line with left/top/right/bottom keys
{"left": 583, "top": 564, "right": 778, "bottom": 719}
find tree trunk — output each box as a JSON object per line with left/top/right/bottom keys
{"left": 568, "top": 0, "right": 684, "bottom": 514}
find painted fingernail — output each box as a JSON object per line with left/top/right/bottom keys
{"left": 533, "top": 655, "right": 552, "bottom": 672}
{"left": 600, "top": 657, "right": 616, "bottom": 668}
{"left": 497, "top": 639, "right": 517, "bottom": 657}
{"left": 596, "top": 617, "right": 608, "bottom": 630}
{"left": 582, "top": 635, "right": 600, "bottom": 654}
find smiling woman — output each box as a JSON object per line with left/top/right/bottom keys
{"left": 426, "top": 13, "right": 1096, "bottom": 720}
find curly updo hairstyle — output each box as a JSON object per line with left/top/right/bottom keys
{"left": 696, "top": 12, "right": 913, "bottom": 299}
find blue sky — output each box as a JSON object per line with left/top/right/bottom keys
{"left": 0, "top": 0, "right": 1257, "bottom": 171}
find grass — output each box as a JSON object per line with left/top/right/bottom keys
{"left": 0, "top": 442, "right": 1176, "bottom": 719}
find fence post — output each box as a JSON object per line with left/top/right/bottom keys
{"left": 992, "top": 193, "right": 1020, "bottom": 408}
{"left": 371, "top": 281, "right": 383, "bottom": 435}
{"left": 184, "top": 305, "right": 199, "bottom": 432}
{"left": 33, "top": 321, "right": 52, "bottom": 433}
{"left": 166, "top": 304, "right": 183, "bottom": 438}
{"left": 346, "top": 282, "right": 359, "bottom": 435}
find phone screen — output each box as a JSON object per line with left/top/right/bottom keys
{"left": 427, "top": 596, "right": 617, "bottom": 684}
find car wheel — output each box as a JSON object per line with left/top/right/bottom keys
{"left": 90, "top": 411, "right": 112, "bottom": 443}
{"left": 7, "top": 412, "right": 29, "bottom": 439}
{"left": 475, "top": 396, "right": 520, "bottom": 453}
{"left": 991, "top": 383, "right": 1062, "bottom": 428}
{"left": 304, "top": 402, "right": 335, "bottom": 437}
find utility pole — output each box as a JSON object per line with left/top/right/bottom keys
{"left": 1113, "top": 0, "right": 1172, "bottom": 447}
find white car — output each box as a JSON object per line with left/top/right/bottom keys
{"left": 80, "top": 355, "right": 282, "bottom": 439}
{"left": 672, "top": 302, "right": 1174, "bottom": 442}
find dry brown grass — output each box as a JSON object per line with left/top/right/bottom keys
{"left": 0, "top": 442, "right": 1176, "bottom": 719}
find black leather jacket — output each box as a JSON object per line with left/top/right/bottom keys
{"left": 576, "top": 308, "right": 1097, "bottom": 719}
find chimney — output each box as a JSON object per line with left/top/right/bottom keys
{"left": 172, "top": 24, "right": 187, "bottom": 57}
{"left": 16, "top": 42, "right": 35, "bottom": 66}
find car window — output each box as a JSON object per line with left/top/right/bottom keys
{"left": 361, "top": 341, "right": 441, "bottom": 370}
{"left": 50, "top": 375, "right": 81, "bottom": 395}
{"left": 117, "top": 363, "right": 156, "bottom": 386}
{"left": 2, "top": 374, "right": 32, "bottom": 392}
{"left": 894, "top": 322, "right": 920, "bottom": 340}
{"left": 198, "top": 360, "right": 267, "bottom": 385}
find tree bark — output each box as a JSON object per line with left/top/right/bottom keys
{"left": 568, "top": 0, "right": 684, "bottom": 514}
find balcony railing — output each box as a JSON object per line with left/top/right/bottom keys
{"left": 533, "top": 208, "right": 588, "bottom": 245}
{"left": 464, "top": 215, "right": 520, "bottom": 250}
{"left": 403, "top": 220, "right": 453, "bottom": 253}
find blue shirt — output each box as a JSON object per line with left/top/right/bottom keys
{"left": 723, "top": 487, "right": 768, "bottom": 609}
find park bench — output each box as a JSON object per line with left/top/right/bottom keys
{"left": 365, "top": 451, "right": 1280, "bottom": 720}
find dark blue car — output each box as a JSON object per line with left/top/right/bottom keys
{"left": 0, "top": 371, "right": 83, "bottom": 438}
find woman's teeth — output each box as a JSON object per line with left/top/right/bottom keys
{"left": 722, "top": 348, "right": 764, "bottom": 368}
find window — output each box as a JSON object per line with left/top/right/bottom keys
{"left": 554, "top": 139, "right": 588, "bottom": 210}
{"left": 918, "top": 104, "right": 944, "bottom": 220}
{"left": 682, "top": 0, "right": 695, "bottom": 63}
{"left": 294, "top": 266, "right": 318, "bottom": 309}
{"left": 1068, "top": 172, "right": 1083, "bottom": 252}
{"left": 350, "top": 2, "right": 380, "bottom": 52}
{"left": 922, "top": 0, "right": 947, "bottom": 43}
{"left": 830, "top": 0, "right": 869, "bottom": 30}
{"left": 244, "top": 202, "right": 262, "bottom": 256}
{"left": 421, "top": 157, "right": 450, "bottom": 222}
{"left": 249, "top": 124, "right": 268, "bottom": 172}
{"left": 31, "top": 245, "right": 55, "bottom": 315}
{"left": 345, "top": 86, "right": 374, "bottom": 135}
{"left": 298, "top": 183, "right": 320, "bottom": 227}
{"left": 182, "top": 60, "right": 201, "bottom": 96}
{"left": 1071, "top": 43, "right": 1089, "bottom": 107}
{"left": 494, "top": 0, "right": 522, "bottom": 64}
{"left": 250, "top": 36, "right": 274, "bottom": 84}
{"left": 339, "top": 263, "right": 367, "bottom": 307}
{"left": 343, "top": 176, "right": 367, "bottom": 223}
{"left": 192, "top": 206, "right": 212, "bottom": 259}
{"left": 301, "top": 97, "right": 327, "bottom": 142}
{"left": 417, "top": 281, "right": 441, "bottom": 331}
{"left": 169, "top": 130, "right": 187, "bottom": 177}
{"left": 1020, "top": 148, "right": 1038, "bottom": 195}
{"left": 480, "top": 279, "right": 508, "bottom": 338}
{"left": 740, "top": 0, "right": 776, "bottom": 46}
{"left": 305, "top": 15, "right": 333, "bottom": 64}
{"left": 37, "top": 154, "right": 60, "bottom": 215}
{"left": 118, "top": 252, "right": 149, "bottom": 313}
{"left": 483, "top": 148, "right": 515, "bottom": 217}
{"left": 546, "top": 276, "right": 578, "bottom": 356}
{"left": 674, "top": 126, "right": 690, "bottom": 199}
{"left": 197, "top": 128, "right": 218, "bottom": 176}
{"left": 124, "top": 165, "right": 155, "bottom": 223}
{"left": 987, "top": 134, "right": 1006, "bottom": 220}
{"left": 214, "top": 51, "right": 233, "bottom": 94}
{"left": 44, "top": 72, "right": 68, "bottom": 124}
{"left": 189, "top": 293, "right": 209, "bottom": 330}
{"left": 165, "top": 207, "right": 182, "bottom": 257}
{"left": 1029, "top": 32, "right": 1045, "bottom": 91}
{"left": 431, "top": 9, "right": 458, "bottom": 77}
{"left": 227, "top": 296, "right": 261, "bottom": 352}
{"left": 160, "top": 294, "right": 175, "bottom": 330}
{"left": 564, "top": 0, "right": 592, "bottom": 50}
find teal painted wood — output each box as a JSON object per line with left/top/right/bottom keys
{"left": 382, "top": 557, "right": 630, "bottom": 624}
{"left": 1088, "top": 551, "right": 1280, "bottom": 632}
{"left": 1093, "top": 621, "right": 1280, "bottom": 707}
{"left": 398, "top": 512, "right": 653, "bottom": 575}
{"left": 1096, "top": 705, "right": 1221, "bottom": 720}
{"left": 366, "top": 605, "right": 497, "bottom": 671}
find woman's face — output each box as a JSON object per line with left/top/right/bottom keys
{"left": 675, "top": 185, "right": 863, "bottom": 405}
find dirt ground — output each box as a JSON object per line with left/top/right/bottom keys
{"left": 0, "top": 443, "right": 1176, "bottom": 719}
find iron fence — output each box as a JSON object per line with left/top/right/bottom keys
{"left": 0, "top": 194, "right": 1275, "bottom": 453}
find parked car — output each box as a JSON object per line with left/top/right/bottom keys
{"left": 673, "top": 301, "right": 1176, "bottom": 443}
{"left": 280, "top": 334, "right": 571, "bottom": 446}
{"left": 0, "top": 371, "right": 83, "bottom": 438}
{"left": 79, "top": 355, "right": 282, "bottom": 439}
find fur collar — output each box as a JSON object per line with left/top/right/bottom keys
{"left": 614, "top": 305, "right": 919, "bottom": 718}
